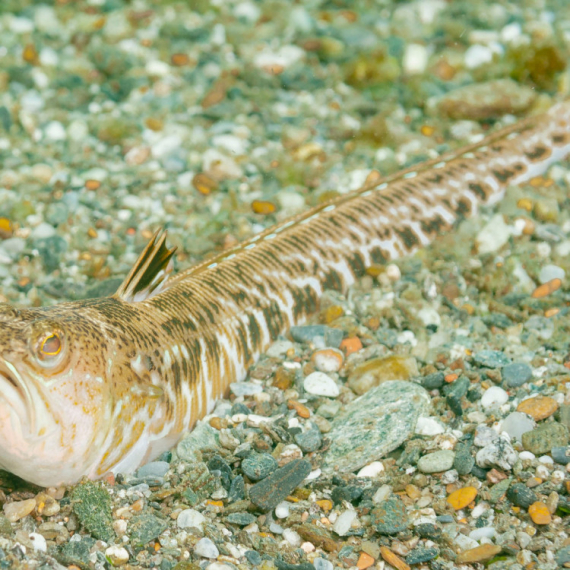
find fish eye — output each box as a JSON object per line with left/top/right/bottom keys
{"left": 40, "top": 333, "right": 62, "bottom": 357}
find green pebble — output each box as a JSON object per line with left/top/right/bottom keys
{"left": 226, "top": 512, "right": 257, "bottom": 526}
{"left": 371, "top": 495, "right": 408, "bottom": 535}
{"left": 417, "top": 450, "right": 455, "bottom": 473}
{"left": 453, "top": 444, "right": 475, "bottom": 476}
{"left": 70, "top": 481, "right": 114, "bottom": 542}
{"left": 522, "top": 422, "right": 569, "bottom": 455}
{"left": 57, "top": 536, "right": 96, "bottom": 569}
{"left": 473, "top": 350, "right": 511, "bottom": 368}
{"left": 242, "top": 453, "right": 278, "bottom": 481}
{"left": 129, "top": 512, "right": 168, "bottom": 547}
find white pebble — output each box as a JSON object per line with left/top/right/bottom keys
{"left": 177, "top": 509, "right": 206, "bottom": 530}
{"left": 275, "top": 502, "right": 290, "bottom": 519}
{"left": 539, "top": 264, "right": 565, "bottom": 284}
{"left": 105, "top": 545, "right": 129, "bottom": 566}
{"left": 283, "top": 528, "right": 301, "bottom": 547}
{"left": 476, "top": 214, "right": 513, "bottom": 254}
{"left": 469, "top": 527, "right": 496, "bottom": 541}
{"left": 481, "top": 386, "right": 509, "bottom": 409}
{"left": 415, "top": 416, "right": 445, "bottom": 436}
{"left": 501, "top": 412, "right": 535, "bottom": 442}
{"left": 536, "top": 465, "right": 550, "bottom": 479}
{"left": 372, "top": 484, "right": 392, "bottom": 505}
{"left": 44, "top": 121, "right": 67, "bottom": 141}
{"left": 403, "top": 43, "right": 429, "bottom": 74}
{"left": 357, "top": 461, "right": 385, "bottom": 478}
{"left": 146, "top": 60, "right": 171, "bottom": 76}
{"left": 519, "top": 451, "right": 536, "bottom": 461}
{"left": 333, "top": 509, "right": 357, "bottom": 537}
{"left": 313, "top": 348, "right": 343, "bottom": 373}
{"left": 29, "top": 532, "right": 47, "bottom": 552}
{"left": 194, "top": 537, "right": 219, "bottom": 559}
{"left": 464, "top": 44, "right": 494, "bottom": 68}
{"left": 303, "top": 372, "right": 340, "bottom": 397}
{"left": 386, "top": 263, "right": 401, "bottom": 281}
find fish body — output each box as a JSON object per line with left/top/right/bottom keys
{"left": 1, "top": 102, "right": 570, "bottom": 486}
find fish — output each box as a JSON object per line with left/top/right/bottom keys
{"left": 1, "top": 101, "right": 570, "bottom": 487}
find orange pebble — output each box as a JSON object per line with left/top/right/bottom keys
{"left": 421, "top": 125, "right": 435, "bottom": 137}
{"left": 517, "top": 396, "right": 558, "bottom": 421}
{"left": 85, "top": 179, "right": 101, "bottom": 191}
{"left": 531, "top": 278, "right": 561, "bottom": 299}
{"left": 192, "top": 173, "right": 218, "bottom": 195}
{"left": 251, "top": 200, "right": 277, "bottom": 215}
{"left": 171, "top": 53, "right": 191, "bottom": 66}
{"left": 529, "top": 501, "right": 552, "bottom": 525}
{"left": 340, "top": 336, "right": 363, "bottom": 356}
{"left": 447, "top": 486, "right": 478, "bottom": 510}
{"left": 444, "top": 373, "right": 459, "bottom": 383}
{"left": 357, "top": 552, "right": 375, "bottom": 570}
{"left": 287, "top": 400, "right": 311, "bottom": 419}
{"left": 316, "top": 499, "right": 332, "bottom": 512}
{"left": 379, "top": 546, "right": 410, "bottom": 570}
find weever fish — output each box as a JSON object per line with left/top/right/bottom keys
{"left": 1, "top": 101, "right": 570, "bottom": 487}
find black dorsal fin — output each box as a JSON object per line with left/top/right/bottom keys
{"left": 114, "top": 230, "right": 177, "bottom": 303}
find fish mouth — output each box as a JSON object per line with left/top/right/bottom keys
{"left": 0, "top": 357, "right": 36, "bottom": 433}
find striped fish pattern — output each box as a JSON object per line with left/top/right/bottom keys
{"left": 0, "top": 101, "right": 570, "bottom": 486}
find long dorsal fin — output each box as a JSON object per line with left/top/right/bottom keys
{"left": 114, "top": 230, "right": 177, "bottom": 303}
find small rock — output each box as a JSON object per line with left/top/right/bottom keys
{"left": 406, "top": 547, "right": 439, "bottom": 565}
{"left": 447, "top": 486, "right": 477, "bottom": 510}
{"left": 455, "top": 544, "right": 502, "bottom": 564}
{"left": 539, "top": 264, "right": 565, "bottom": 284}
{"left": 347, "top": 355, "right": 418, "bottom": 395}
{"left": 480, "top": 386, "right": 509, "bottom": 409}
{"left": 453, "top": 444, "right": 475, "bottom": 475}
{"left": 194, "top": 537, "right": 219, "bottom": 559}
{"left": 507, "top": 483, "right": 538, "bottom": 509}
{"left": 136, "top": 461, "right": 170, "bottom": 479}
{"left": 522, "top": 422, "right": 569, "bottom": 455}
{"left": 245, "top": 551, "right": 262, "bottom": 566}
{"left": 177, "top": 509, "right": 206, "bottom": 530}
{"left": 551, "top": 446, "right": 570, "bottom": 465}
{"left": 312, "top": 348, "right": 344, "bottom": 372}
{"left": 421, "top": 372, "right": 444, "bottom": 390}
{"left": 290, "top": 325, "right": 343, "bottom": 347}
{"left": 525, "top": 315, "right": 554, "bottom": 340}
{"left": 528, "top": 501, "right": 551, "bottom": 525}
{"left": 275, "top": 502, "right": 290, "bottom": 519}
{"left": 357, "top": 461, "right": 385, "bottom": 478}
{"left": 476, "top": 435, "right": 518, "bottom": 471}
{"left": 229, "top": 381, "right": 263, "bottom": 396}
{"left": 502, "top": 362, "right": 533, "bottom": 387}
{"left": 517, "top": 396, "right": 558, "bottom": 421}
{"left": 333, "top": 509, "right": 357, "bottom": 537}
{"left": 105, "top": 545, "right": 129, "bottom": 566}
{"left": 501, "top": 412, "right": 535, "bottom": 442}
{"left": 28, "top": 532, "right": 47, "bottom": 552}
{"left": 242, "top": 453, "right": 278, "bottom": 481}
{"left": 303, "top": 372, "right": 340, "bottom": 397}
{"left": 3, "top": 499, "right": 36, "bottom": 523}
{"left": 323, "top": 381, "right": 430, "bottom": 473}
{"left": 371, "top": 495, "right": 408, "bottom": 535}
{"left": 418, "top": 450, "right": 455, "bottom": 473}
{"left": 473, "top": 350, "right": 511, "bottom": 368}
{"left": 249, "top": 459, "right": 311, "bottom": 511}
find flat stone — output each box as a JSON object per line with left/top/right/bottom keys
{"left": 129, "top": 513, "right": 167, "bottom": 547}
{"left": 522, "top": 422, "right": 569, "bottom": 455}
{"left": 347, "top": 355, "right": 418, "bottom": 396}
{"left": 501, "top": 362, "right": 533, "bottom": 387}
{"left": 226, "top": 512, "right": 256, "bottom": 526}
{"left": 136, "top": 461, "right": 170, "bottom": 479}
{"left": 241, "top": 453, "right": 278, "bottom": 481}
{"left": 453, "top": 444, "right": 475, "bottom": 475}
{"left": 417, "top": 450, "right": 455, "bottom": 473}
{"left": 322, "top": 381, "right": 430, "bottom": 473}
{"left": 371, "top": 495, "right": 408, "bottom": 535}
{"left": 517, "top": 396, "right": 558, "bottom": 421}
{"left": 406, "top": 547, "right": 439, "bottom": 565}
{"left": 249, "top": 459, "right": 311, "bottom": 511}
{"left": 455, "top": 544, "right": 502, "bottom": 564}
{"left": 176, "top": 422, "right": 219, "bottom": 461}
{"left": 194, "top": 537, "right": 219, "bottom": 559}
{"left": 303, "top": 371, "right": 340, "bottom": 397}
{"left": 506, "top": 483, "right": 538, "bottom": 509}
{"left": 290, "top": 325, "right": 343, "bottom": 347}
{"left": 472, "top": 350, "right": 511, "bottom": 368}
{"left": 551, "top": 446, "right": 570, "bottom": 465}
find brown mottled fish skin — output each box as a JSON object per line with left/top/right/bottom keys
{"left": 1, "top": 102, "right": 570, "bottom": 486}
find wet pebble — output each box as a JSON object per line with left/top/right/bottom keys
{"left": 371, "top": 495, "right": 408, "bottom": 535}
{"left": 3, "top": 499, "right": 36, "bottom": 523}
{"left": 473, "top": 350, "right": 510, "bottom": 368}
{"left": 522, "top": 422, "right": 569, "bottom": 455}
{"left": 417, "top": 450, "right": 455, "bottom": 473}
{"left": 177, "top": 509, "right": 206, "bottom": 530}
{"left": 501, "top": 411, "right": 535, "bottom": 441}
{"left": 507, "top": 483, "right": 538, "bottom": 509}
{"left": 136, "top": 461, "right": 170, "bottom": 479}
{"left": 501, "top": 362, "right": 533, "bottom": 387}
{"left": 290, "top": 325, "right": 343, "bottom": 348}
{"left": 539, "top": 264, "right": 565, "bottom": 283}
{"left": 241, "top": 452, "right": 278, "bottom": 481}
{"left": 480, "top": 386, "right": 509, "bottom": 409}
{"left": 194, "top": 537, "right": 219, "bottom": 559}
{"left": 551, "top": 446, "right": 570, "bottom": 464}
{"left": 303, "top": 371, "right": 340, "bottom": 397}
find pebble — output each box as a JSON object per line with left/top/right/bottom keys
{"left": 194, "top": 537, "right": 219, "bottom": 559}
{"left": 245, "top": 551, "right": 262, "bottom": 566}
{"left": 323, "top": 381, "right": 430, "bottom": 473}
{"left": 528, "top": 501, "right": 552, "bottom": 525}
{"left": 347, "top": 355, "right": 418, "bottom": 395}
{"left": 516, "top": 395, "right": 558, "bottom": 421}
{"left": 294, "top": 423, "right": 323, "bottom": 452}
{"left": 417, "top": 450, "right": 455, "bottom": 473}
{"left": 476, "top": 435, "right": 518, "bottom": 471}
{"left": 136, "top": 461, "right": 170, "bottom": 479}
{"left": 105, "top": 545, "right": 130, "bottom": 566}
{"left": 473, "top": 350, "right": 511, "bottom": 368}
{"left": 177, "top": 509, "right": 206, "bottom": 530}
{"left": 357, "top": 461, "right": 385, "bottom": 478}
{"left": 501, "top": 412, "right": 535, "bottom": 441}
{"left": 333, "top": 509, "right": 357, "bottom": 537}
{"left": 303, "top": 372, "right": 340, "bottom": 397}
{"left": 447, "top": 486, "right": 478, "bottom": 510}
{"left": 379, "top": 546, "right": 409, "bottom": 570}
{"left": 406, "top": 547, "right": 438, "bottom": 565}
{"left": 371, "top": 495, "right": 408, "bottom": 535}
{"left": 229, "top": 381, "right": 263, "bottom": 396}
{"left": 551, "top": 446, "right": 570, "bottom": 464}
{"left": 480, "top": 386, "right": 509, "bottom": 409}
{"left": 249, "top": 459, "right": 311, "bottom": 511}
{"left": 506, "top": 483, "right": 538, "bottom": 509}
{"left": 314, "top": 558, "right": 333, "bottom": 570}
{"left": 501, "top": 362, "right": 533, "bottom": 387}
{"left": 28, "top": 533, "right": 47, "bottom": 553}
{"left": 522, "top": 422, "right": 569, "bottom": 455}
{"left": 312, "top": 348, "right": 344, "bottom": 373}
{"left": 455, "top": 544, "right": 502, "bottom": 564}
{"left": 539, "top": 264, "right": 565, "bottom": 283}
{"left": 3, "top": 499, "right": 36, "bottom": 523}
{"left": 241, "top": 453, "right": 278, "bottom": 481}
{"left": 290, "top": 325, "right": 343, "bottom": 348}
{"left": 275, "top": 502, "right": 290, "bottom": 519}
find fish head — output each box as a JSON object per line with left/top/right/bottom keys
{"left": 0, "top": 301, "right": 115, "bottom": 487}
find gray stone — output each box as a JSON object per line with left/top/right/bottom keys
{"left": 507, "top": 483, "right": 538, "bottom": 509}
{"left": 522, "top": 422, "right": 569, "bottom": 455}
{"left": 501, "top": 362, "right": 533, "bottom": 387}
{"left": 249, "top": 459, "right": 311, "bottom": 511}
{"left": 418, "top": 450, "right": 455, "bottom": 473}
{"left": 176, "top": 422, "right": 219, "bottom": 461}
{"left": 371, "top": 495, "right": 409, "bottom": 535}
{"left": 241, "top": 453, "right": 278, "bottom": 481}
{"left": 136, "top": 461, "right": 170, "bottom": 479}
{"left": 226, "top": 512, "right": 256, "bottom": 526}
{"left": 129, "top": 513, "right": 168, "bottom": 547}
{"left": 476, "top": 435, "right": 518, "bottom": 471}
{"left": 453, "top": 444, "right": 475, "bottom": 475}
{"left": 290, "top": 325, "right": 343, "bottom": 347}
{"left": 294, "top": 423, "right": 322, "bottom": 453}
{"left": 322, "top": 381, "right": 430, "bottom": 473}
{"left": 551, "top": 446, "right": 570, "bottom": 465}
{"left": 473, "top": 350, "right": 511, "bottom": 368}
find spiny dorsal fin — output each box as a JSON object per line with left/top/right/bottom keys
{"left": 115, "top": 230, "right": 177, "bottom": 303}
